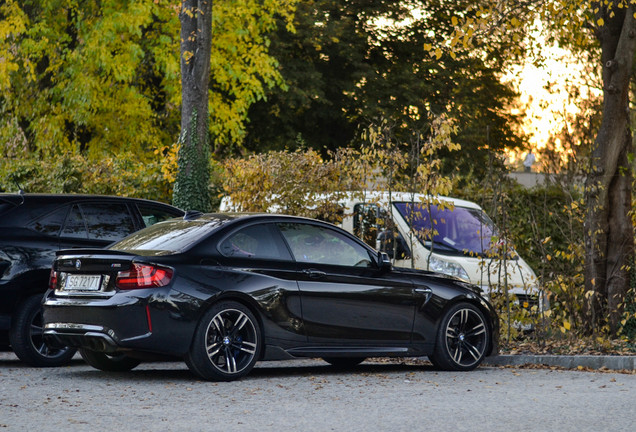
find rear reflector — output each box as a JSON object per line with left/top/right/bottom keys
{"left": 116, "top": 263, "right": 173, "bottom": 290}
{"left": 48, "top": 269, "right": 58, "bottom": 291}
{"left": 146, "top": 305, "right": 153, "bottom": 332}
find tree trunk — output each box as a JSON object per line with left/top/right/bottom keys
{"left": 173, "top": 0, "right": 213, "bottom": 211}
{"left": 585, "top": 4, "right": 635, "bottom": 335}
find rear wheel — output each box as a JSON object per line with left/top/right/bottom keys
{"left": 429, "top": 302, "right": 489, "bottom": 371}
{"left": 185, "top": 301, "right": 260, "bottom": 381}
{"left": 9, "top": 294, "right": 77, "bottom": 367}
{"left": 79, "top": 349, "right": 141, "bottom": 372}
{"left": 322, "top": 357, "right": 366, "bottom": 368}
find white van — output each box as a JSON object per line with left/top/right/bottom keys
{"left": 220, "top": 191, "right": 544, "bottom": 310}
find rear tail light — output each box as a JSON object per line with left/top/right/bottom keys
{"left": 49, "top": 269, "right": 58, "bottom": 290}
{"left": 116, "top": 263, "right": 173, "bottom": 290}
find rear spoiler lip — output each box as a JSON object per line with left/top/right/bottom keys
{"left": 55, "top": 248, "right": 136, "bottom": 257}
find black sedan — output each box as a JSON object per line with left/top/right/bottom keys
{"left": 43, "top": 213, "right": 498, "bottom": 381}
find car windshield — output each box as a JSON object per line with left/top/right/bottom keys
{"left": 111, "top": 217, "right": 226, "bottom": 255}
{"left": 393, "top": 202, "right": 498, "bottom": 257}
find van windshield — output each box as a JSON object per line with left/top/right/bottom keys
{"left": 393, "top": 202, "right": 500, "bottom": 257}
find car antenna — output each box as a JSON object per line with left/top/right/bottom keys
{"left": 11, "top": 176, "right": 25, "bottom": 202}
{"left": 183, "top": 210, "right": 203, "bottom": 221}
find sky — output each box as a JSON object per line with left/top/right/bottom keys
{"left": 504, "top": 40, "right": 599, "bottom": 169}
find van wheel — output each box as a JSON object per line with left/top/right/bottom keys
{"left": 9, "top": 294, "right": 77, "bottom": 367}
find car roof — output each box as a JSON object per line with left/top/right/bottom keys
{"left": 0, "top": 193, "right": 182, "bottom": 227}
{"left": 190, "top": 212, "right": 338, "bottom": 224}
{"left": 110, "top": 212, "right": 370, "bottom": 256}
{"left": 0, "top": 193, "right": 178, "bottom": 206}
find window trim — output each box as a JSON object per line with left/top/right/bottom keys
{"left": 216, "top": 222, "right": 294, "bottom": 262}
{"left": 276, "top": 221, "right": 376, "bottom": 268}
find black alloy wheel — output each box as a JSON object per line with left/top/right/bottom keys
{"left": 430, "top": 302, "right": 489, "bottom": 371}
{"left": 79, "top": 349, "right": 141, "bottom": 372}
{"left": 185, "top": 301, "right": 260, "bottom": 381}
{"left": 9, "top": 294, "right": 77, "bottom": 367}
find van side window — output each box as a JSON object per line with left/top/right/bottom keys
{"left": 354, "top": 203, "right": 410, "bottom": 259}
{"left": 353, "top": 203, "right": 379, "bottom": 247}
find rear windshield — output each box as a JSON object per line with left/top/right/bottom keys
{"left": 111, "top": 218, "right": 225, "bottom": 254}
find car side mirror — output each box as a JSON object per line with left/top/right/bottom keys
{"left": 378, "top": 251, "right": 392, "bottom": 271}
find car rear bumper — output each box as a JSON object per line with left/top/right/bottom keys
{"left": 44, "top": 323, "right": 121, "bottom": 353}
{"left": 42, "top": 289, "right": 195, "bottom": 356}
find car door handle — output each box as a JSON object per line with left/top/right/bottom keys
{"left": 414, "top": 287, "right": 432, "bottom": 295}
{"left": 302, "top": 269, "right": 327, "bottom": 279}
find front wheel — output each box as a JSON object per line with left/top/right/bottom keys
{"left": 185, "top": 301, "right": 261, "bottom": 381}
{"left": 79, "top": 349, "right": 141, "bottom": 372}
{"left": 9, "top": 294, "right": 77, "bottom": 367}
{"left": 429, "top": 302, "right": 489, "bottom": 371}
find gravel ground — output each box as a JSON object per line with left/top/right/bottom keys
{"left": 0, "top": 352, "right": 634, "bottom": 432}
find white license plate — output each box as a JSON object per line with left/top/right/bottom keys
{"left": 64, "top": 274, "right": 102, "bottom": 291}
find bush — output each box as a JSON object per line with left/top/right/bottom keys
{"left": 0, "top": 152, "right": 174, "bottom": 204}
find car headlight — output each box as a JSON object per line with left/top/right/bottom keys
{"left": 428, "top": 255, "right": 470, "bottom": 281}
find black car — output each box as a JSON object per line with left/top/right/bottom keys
{"left": 0, "top": 193, "right": 184, "bottom": 366}
{"left": 43, "top": 213, "right": 498, "bottom": 381}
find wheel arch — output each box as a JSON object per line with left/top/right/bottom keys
{"left": 7, "top": 268, "right": 51, "bottom": 317}
{"left": 194, "top": 291, "right": 267, "bottom": 359}
{"left": 437, "top": 295, "right": 497, "bottom": 356}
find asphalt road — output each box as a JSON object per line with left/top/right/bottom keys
{"left": 0, "top": 352, "right": 634, "bottom": 432}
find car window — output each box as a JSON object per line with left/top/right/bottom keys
{"left": 28, "top": 206, "right": 69, "bottom": 236}
{"left": 113, "top": 217, "right": 228, "bottom": 254}
{"left": 80, "top": 203, "right": 136, "bottom": 241}
{"left": 278, "top": 223, "right": 372, "bottom": 267}
{"left": 61, "top": 205, "right": 88, "bottom": 239}
{"left": 219, "top": 224, "right": 292, "bottom": 260}
{"left": 137, "top": 204, "right": 181, "bottom": 227}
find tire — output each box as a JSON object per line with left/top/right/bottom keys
{"left": 185, "top": 301, "right": 261, "bottom": 381}
{"left": 429, "top": 302, "right": 490, "bottom": 371}
{"left": 323, "top": 357, "right": 366, "bottom": 368}
{"left": 79, "top": 349, "right": 141, "bottom": 372}
{"left": 9, "top": 294, "right": 77, "bottom": 367}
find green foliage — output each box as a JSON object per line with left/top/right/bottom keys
{"left": 223, "top": 115, "right": 461, "bottom": 219}
{"left": 209, "top": 0, "right": 296, "bottom": 153}
{"left": 0, "top": 0, "right": 296, "bottom": 164}
{"left": 360, "top": 115, "right": 460, "bottom": 197}
{"left": 621, "top": 265, "right": 636, "bottom": 340}
{"left": 244, "top": 0, "right": 526, "bottom": 177}
{"left": 454, "top": 177, "right": 633, "bottom": 341}
{"left": 0, "top": 151, "right": 174, "bottom": 203}
{"left": 222, "top": 148, "right": 369, "bottom": 222}
{"left": 173, "top": 109, "right": 211, "bottom": 211}
{"left": 0, "top": 0, "right": 181, "bottom": 158}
